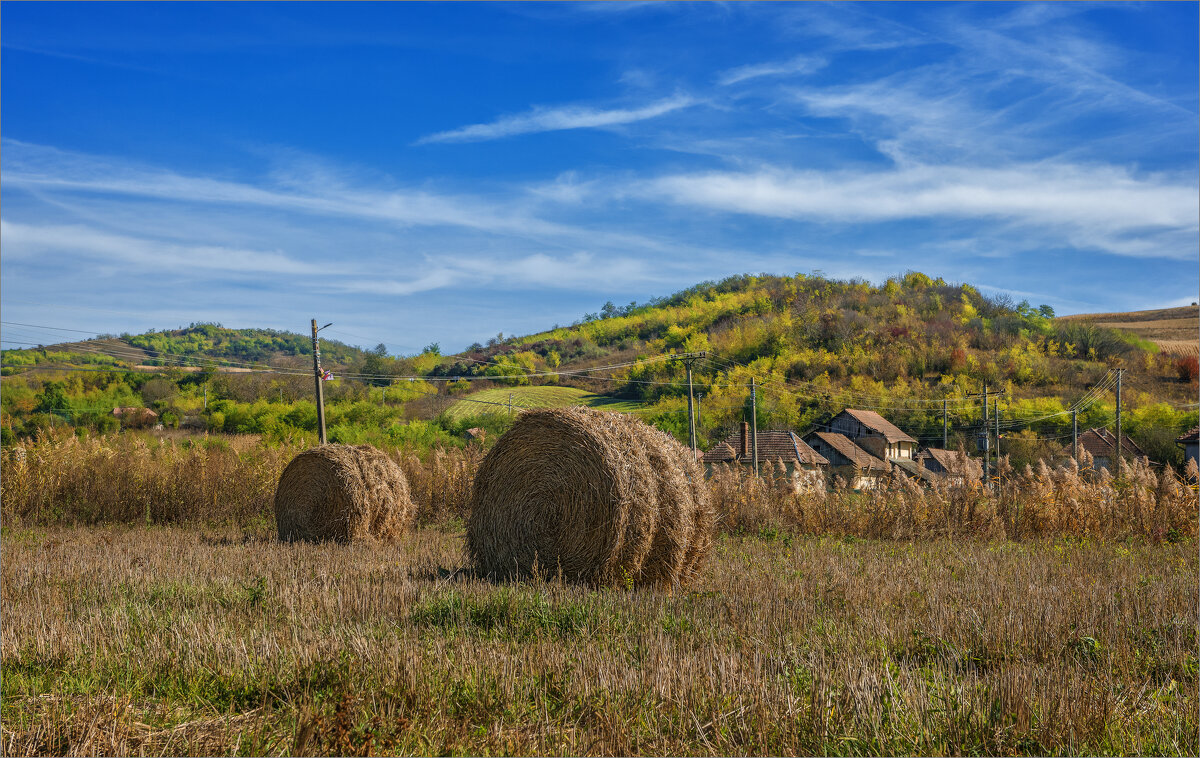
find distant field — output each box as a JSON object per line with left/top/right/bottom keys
{"left": 1059, "top": 305, "right": 1198, "bottom": 356}
{"left": 444, "top": 386, "right": 645, "bottom": 420}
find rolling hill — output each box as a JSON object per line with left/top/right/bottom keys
{"left": 1058, "top": 305, "right": 1199, "bottom": 357}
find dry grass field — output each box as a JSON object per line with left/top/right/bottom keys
{"left": 2, "top": 433, "right": 1197, "bottom": 756}
{"left": 1059, "top": 305, "right": 1199, "bottom": 357}
{"left": 2, "top": 526, "right": 1196, "bottom": 757}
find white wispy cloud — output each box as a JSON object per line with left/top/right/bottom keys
{"left": 334, "top": 251, "right": 657, "bottom": 297}
{"left": 414, "top": 94, "right": 698, "bottom": 144}
{"left": 1, "top": 139, "right": 683, "bottom": 257}
{"left": 634, "top": 163, "right": 1199, "bottom": 259}
{"left": 717, "top": 54, "right": 825, "bottom": 86}
{"left": 0, "top": 220, "right": 331, "bottom": 276}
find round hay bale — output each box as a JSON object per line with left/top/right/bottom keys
{"left": 274, "top": 444, "right": 414, "bottom": 543}
{"left": 466, "top": 407, "right": 714, "bottom": 587}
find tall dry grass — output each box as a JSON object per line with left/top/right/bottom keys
{"left": 709, "top": 454, "right": 1198, "bottom": 542}
{"left": 2, "top": 430, "right": 1196, "bottom": 542}
{"left": 0, "top": 431, "right": 476, "bottom": 531}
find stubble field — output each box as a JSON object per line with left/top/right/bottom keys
{"left": 2, "top": 525, "right": 1196, "bottom": 757}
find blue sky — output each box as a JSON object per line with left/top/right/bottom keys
{"left": 2, "top": 2, "right": 1197, "bottom": 354}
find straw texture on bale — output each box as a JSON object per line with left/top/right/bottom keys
{"left": 467, "top": 407, "right": 715, "bottom": 586}
{"left": 274, "top": 444, "right": 414, "bottom": 542}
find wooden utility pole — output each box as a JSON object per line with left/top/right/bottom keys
{"left": 311, "top": 318, "right": 330, "bottom": 445}
{"left": 750, "top": 376, "right": 759, "bottom": 476}
{"left": 1115, "top": 368, "right": 1124, "bottom": 468}
{"left": 508, "top": 392, "right": 513, "bottom": 417}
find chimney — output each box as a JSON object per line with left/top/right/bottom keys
{"left": 740, "top": 421, "right": 750, "bottom": 460}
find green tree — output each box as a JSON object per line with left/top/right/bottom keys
{"left": 33, "top": 381, "right": 69, "bottom": 414}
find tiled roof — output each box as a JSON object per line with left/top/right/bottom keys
{"left": 704, "top": 430, "right": 828, "bottom": 466}
{"left": 838, "top": 409, "right": 918, "bottom": 444}
{"left": 701, "top": 441, "right": 737, "bottom": 463}
{"left": 1067, "top": 428, "right": 1148, "bottom": 460}
{"left": 806, "top": 431, "right": 889, "bottom": 471}
{"left": 919, "top": 447, "right": 983, "bottom": 479}
{"left": 1178, "top": 427, "right": 1199, "bottom": 443}
{"left": 891, "top": 458, "right": 940, "bottom": 484}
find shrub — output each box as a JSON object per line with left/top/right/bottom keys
{"left": 1176, "top": 356, "right": 1199, "bottom": 383}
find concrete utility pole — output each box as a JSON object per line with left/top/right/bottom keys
{"left": 967, "top": 385, "right": 1003, "bottom": 488}
{"left": 750, "top": 376, "right": 759, "bottom": 477}
{"left": 942, "top": 399, "right": 948, "bottom": 449}
{"left": 311, "top": 318, "right": 331, "bottom": 445}
{"left": 995, "top": 397, "right": 1001, "bottom": 482}
{"left": 1072, "top": 407, "right": 1078, "bottom": 462}
{"left": 983, "top": 385, "right": 989, "bottom": 485}
{"left": 1115, "top": 368, "right": 1124, "bottom": 468}
{"left": 673, "top": 351, "right": 708, "bottom": 457}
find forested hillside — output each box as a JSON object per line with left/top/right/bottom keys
{"left": 429, "top": 272, "right": 1197, "bottom": 462}
{"left": 1, "top": 322, "right": 369, "bottom": 370}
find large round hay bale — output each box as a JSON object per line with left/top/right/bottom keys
{"left": 274, "top": 444, "right": 414, "bottom": 542}
{"left": 466, "top": 407, "right": 714, "bottom": 586}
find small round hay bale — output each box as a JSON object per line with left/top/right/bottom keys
{"left": 466, "top": 407, "right": 714, "bottom": 587}
{"left": 274, "top": 444, "right": 414, "bottom": 542}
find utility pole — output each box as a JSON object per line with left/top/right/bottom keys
{"left": 203, "top": 383, "right": 207, "bottom": 411}
{"left": 994, "top": 396, "right": 1001, "bottom": 481}
{"left": 508, "top": 392, "right": 513, "bottom": 418}
{"left": 982, "top": 385, "right": 989, "bottom": 486}
{"left": 685, "top": 361, "right": 696, "bottom": 454}
{"left": 696, "top": 393, "right": 703, "bottom": 431}
{"left": 750, "top": 376, "right": 759, "bottom": 476}
{"left": 311, "top": 318, "right": 331, "bottom": 445}
{"left": 942, "top": 399, "right": 948, "bottom": 449}
{"left": 966, "top": 385, "right": 1003, "bottom": 488}
{"left": 1072, "top": 407, "right": 1078, "bottom": 462}
{"left": 673, "top": 352, "right": 708, "bottom": 457}
{"left": 1115, "top": 368, "right": 1123, "bottom": 468}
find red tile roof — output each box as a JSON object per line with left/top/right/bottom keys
{"left": 1178, "top": 427, "right": 1199, "bottom": 444}
{"left": 1067, "top": 428, "right": 1148, "bottom": 460}
{"left": 837, "top": 409, "right": 917, "bottom": 444}
{"left": 703, "top": 430, "right": 828, "bottom": 466}
{"left": 891, "top": 458, "right": 941, "bottom": 484}
{"left": 806, "top": 431, "right": 889, "bottom": 471}
{"left": 701, "top": 441, "right": 737, "bottom": 464}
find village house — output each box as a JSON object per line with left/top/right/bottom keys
{"left": 111, "top": 407, "right": 158, "bottom": 428}
{"left": 1064, "top": 427, "right": 1148, "bottom": 471}
{"left": 802, "top": 430, "right": 890, "bottom": 489}
{"left": 1177, "top": 427, "right": 1198, "bottom": 467}
{"left": 703, "top": 422, "right": 828, "bottom": 490}
{"left": 914, "top": 447, "right": 983, "bottom": 485}
{"left": 889, "top": 456, "right": 942, "bottom": 485}
{"left": 826, "top": 408, "right": 919, "bottom": 461}
{"left": 709, "top": 407, "right": 987, "bottom": 491}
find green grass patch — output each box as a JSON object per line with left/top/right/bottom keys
{"left": 444, "top": 386, "right": 644, "bottom": 421}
